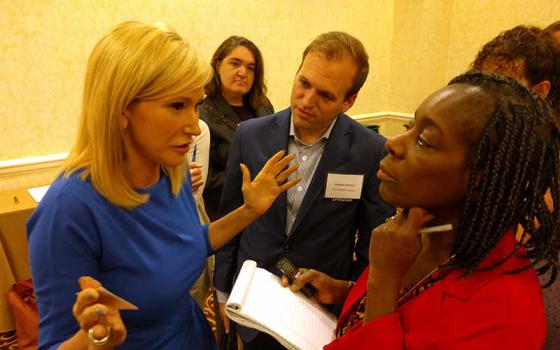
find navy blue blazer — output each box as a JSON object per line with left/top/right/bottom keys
{"left": 214, "top": 108, "right": 394, "bottom": 341}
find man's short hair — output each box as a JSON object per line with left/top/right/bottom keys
{"left": 471, "top": 25, "right": 560, "bottom": 117}
{"left": 300, "top": 31, "right": 369, "bottom": 99}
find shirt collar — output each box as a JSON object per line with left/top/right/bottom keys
{"left": 289, "top": 113, "right": 338, "bottom": 146}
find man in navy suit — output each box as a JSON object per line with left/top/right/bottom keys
{"left": 214, "top": 31, "right": 394, "bottom": 349}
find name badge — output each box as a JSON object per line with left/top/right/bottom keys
{"left": 325, "top": 173, "right": 364, "bottom": 200}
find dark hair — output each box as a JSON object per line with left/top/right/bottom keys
{"left": 448, "top": 71, "right": 560, "bottom": 286}
{"left": 545, "top": 20, "right": 560, "bottom": 35}
{"left": 300, "top": 31, "right": 369, "bottom": 99}
{"left": 205, "top": 36, "right": 268, "bottom": 110}
{"left": 471, "top": 25, "right": 560, "bottom": 121}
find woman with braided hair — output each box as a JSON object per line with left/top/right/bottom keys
{"left": 285, "top": 71, "right": 560, "bottom": 349}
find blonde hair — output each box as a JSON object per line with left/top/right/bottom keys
{"left": 62, "top": 21, "right": 212, "bottom": 209}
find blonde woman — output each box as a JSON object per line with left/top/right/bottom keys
{"left": 27, "top": 21, "right": 298, "bottom": 350}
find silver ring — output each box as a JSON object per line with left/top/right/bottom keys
{"left": 385, "top": 215, "right": 397, "bottom": 223}
{"left": 88, "top": 326, "right": 111, "bottom": 346}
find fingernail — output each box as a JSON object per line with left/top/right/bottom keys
{"left": 96, "top": 306, "right": 104, "bottom": 316}
{"left": 86, "top": 291, "right": 94, "bottom": 300}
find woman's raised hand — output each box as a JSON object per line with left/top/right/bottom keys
{"left": 73, "top": 276, "right": 127, "bottom": 349}
{"left": 241, "top": 150, "right": 299, "bottom": 216}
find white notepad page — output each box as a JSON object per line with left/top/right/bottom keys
{"left": 226, "top": 260, "right": 337, "bottom": 350}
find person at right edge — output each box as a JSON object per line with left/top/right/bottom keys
{"left": 215, "top": 31, "right": 395, "bottom": 349}
{"left": 471, "top": 25, "right": 560, "bottom": 349}
{"left": 545, "top": 20, "right": 560, "bottom": 44}
{"left": 471, "top": 25, "right": 560, "bottom": 124}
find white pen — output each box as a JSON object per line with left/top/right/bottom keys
{"left": 418, "top": 224, "right": 453, "bottom": 234}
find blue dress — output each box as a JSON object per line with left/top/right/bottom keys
{"left": 27, "top": 172, "right": 217, "bottom": 350}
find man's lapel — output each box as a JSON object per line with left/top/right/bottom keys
{"left": 265, "top": 109, "right": 292, "bottom": 234}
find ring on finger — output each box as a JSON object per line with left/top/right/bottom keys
{"left": 88, "top": 326, "right": 111, "bottom": 346}
{"left": 385, "top": 215, "right": 397, "bottom": 223}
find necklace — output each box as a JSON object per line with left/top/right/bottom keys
{"left": 397, "top": 254, "right": 456, "bottom": 305}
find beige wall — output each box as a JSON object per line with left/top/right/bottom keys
{"left": 0, "top": 0, "right": 393, "bottom": 162}
{"left": 446, "top": 0, "right": 560, "bottom": 84}
{"left": 388, "top": 0, "right": 560, "bottom": 114}
{"left": 1, "top": 0, "right": 559, "bottom": 189}
{"left": 389, "top": 0, "right": 453, "bottom": 113}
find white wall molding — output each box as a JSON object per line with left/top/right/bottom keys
{"left": 0, "top": 111, "right": 413, "bottom": 182}
{"left": 0, "top": 152, "right": 68, "bottom": 177}
{"left": 351, "top": 111, "right": 413, "bottom": 137}
{"left": 351, "top": 111, "right": 414, "bottom": 120}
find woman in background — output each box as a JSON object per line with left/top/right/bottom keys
{"left": 27, "top": 21, "right": 298, "bottom": 350}
{"left": 287, "top": 72, "right": 559, "bottom": 349}
{"left": 199, "top": 36, "right": 274, "bottom": 220}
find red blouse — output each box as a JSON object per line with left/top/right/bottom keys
{"left": 324, "top": 232, "right": 546, "bottom": 350}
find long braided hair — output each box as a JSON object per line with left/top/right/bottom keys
{"left": 449, "top": 71, "right": 560, "bottom": 286}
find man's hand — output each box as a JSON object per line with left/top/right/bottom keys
{"left": 281, "top": 268, "right": 350, "bottom": 305}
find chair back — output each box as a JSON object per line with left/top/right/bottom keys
{"left": 6, "top": 279, "right": 38, "bottom": 350}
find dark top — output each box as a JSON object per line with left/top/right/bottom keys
{"left": 231, "top": 104, "right": 256, "bottom": 122}
{"left": 198, "top": 93, "right": 274, "bottom": 220}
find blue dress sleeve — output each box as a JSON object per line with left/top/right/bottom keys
{"left": 201, "top": 224, "right": 214, "bottom": 256}
{"left": 27, "top": 185, "right": 101, "bottom": 350}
